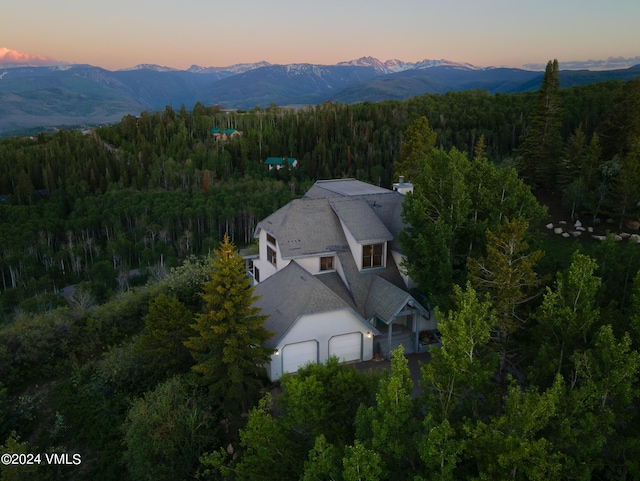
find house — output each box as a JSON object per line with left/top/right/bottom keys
{"left": 210, "top": 128, "right": 242, "bottom": 141}
{"left": 264, "top": 157, "right": 298, "bottom": 170}
{"left": 251, "top": 179, "right": 437, "bottom": 381}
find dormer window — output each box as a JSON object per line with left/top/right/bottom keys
{"left": 267, "top": 233, "right": 276, "bottom": 246}
{"left": 320, "top": 256, "right": 334, "bottom": 271}
{"left": 362, "top": 243, "right": 383, "bottom": 269}
{"left": 267, "top": 246, "right": 277, "bottom": 266}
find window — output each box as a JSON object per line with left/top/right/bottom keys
{"left": 254, "top": 267, "right": 260, "bottom": 283}
{"left": 320, "top": 256, "right": 334, "bottom": 271}
{"left": 267, "top": 233, "right": 276, "bottom": 246}
{"left": 267, "top": 246, "right": 277, "bottom": 266}
{"left": 362, "top": 243, "right": 383, "bottom": 269}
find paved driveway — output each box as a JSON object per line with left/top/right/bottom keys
{"left": 353, "top": 351, "right": 432, "bottom": 398}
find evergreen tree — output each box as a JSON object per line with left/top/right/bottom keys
{"left": 184, "top": 234, "right": 273, "bottom": 414}
{"left": 613, "top": 145, "right": 640, "bottom": 229}
{"left": 394, "top": 116, "right": 437, "bottom": 181}
{"left": 520, "top": 59, "right": 563, "bottom": 189}
{"left": 136, "top": 293, "right": 195, "bottom": 382}
{"left": 121, "top": 376, "right": 218, "bottom": 481}
{"left": 467, "top": 218, "right": 544, "bottom": 348}
{"left": 599, "top": 77, "right": 640, "bottom": 161}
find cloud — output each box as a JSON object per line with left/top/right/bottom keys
{"left": 0, "top": 48, "right": 65, "bottom": 67}
{"left": 522, "top": 56, "right": 640, "bottom": 71}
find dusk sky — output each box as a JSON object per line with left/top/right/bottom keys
{"left": 3, "top": 0, "right": 640, "bottom": 71}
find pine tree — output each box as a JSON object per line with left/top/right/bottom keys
{"left": 136, "top": 293, "right": 195, "bottom": 382}
{"left": 467, "top": 218, "right": 544, "bottom": 390}
{"left": 599, "top": 77, "right": 640, "bottom": 160}
{"left": 394, "top": 116, "right": 437, "bottom": 181}
{"left": 184, "top": 234, "right": 273, "bottom": 413}
{"left": 614, "top": 146, "right": 640, "bottom": 229}
{"left": 520, "top": 59, "right": 563, "bottom": 189}
{"left": 467, "top": 218, "right": 544, "bottom": 343}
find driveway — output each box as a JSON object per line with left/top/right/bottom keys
{"left": 353, "top": 351, "right": 432, "bottom": 398}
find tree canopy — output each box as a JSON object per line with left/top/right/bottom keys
{"left": 184, "top": 234, "right": 273, "bottom": 414}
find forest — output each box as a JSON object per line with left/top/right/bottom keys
{"left": 1, "top": 60, "right": 640, "bottom": 480}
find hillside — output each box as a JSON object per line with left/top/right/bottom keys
{"left": 1, "top": 57, "right": 639, "bottom": 136}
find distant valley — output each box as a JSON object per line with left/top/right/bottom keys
{"left": 1, "top": 56, "right": 639, "bottom": 136}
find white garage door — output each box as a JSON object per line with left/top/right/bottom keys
{"left": 329, "top": 332, "right": 362, "bottom": 363}
{"left": 282, "top": 340, "right": 318, "bottom": 373}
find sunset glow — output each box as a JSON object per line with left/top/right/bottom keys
{"left": 2, "top": 0, "right": 639, "bottom": 71}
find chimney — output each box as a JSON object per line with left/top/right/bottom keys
{"left": 393, "top": 177, "right": 414, "bottom": 196}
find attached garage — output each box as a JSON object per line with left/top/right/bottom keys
{"left": 329, "top": 332, "right": 362, "bottom": 363}
{"left": 282, "top": 340, "right": 318, "bottom": 373}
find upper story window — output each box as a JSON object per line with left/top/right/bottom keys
{"left": 267, "top": 233, "right": 276, "bottom": 246}
{"left": 267, "top": 246, "right": 277, "bottom": 266}
{"left": 362, "top": 243, "right": 383, "bottom": 269}
{"left": 320, "top": 256, "right": 334, "bottom": 271}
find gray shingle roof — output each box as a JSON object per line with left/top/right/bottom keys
{"left": 256, "top": 199, "right": 350, "bottom": 259}
{"left": 329, "top": 198, "right": 393, "bottom": 244}
{"left": 254, "top": 262, "right": 358, "bottom": 347}
{"left": 365, "top": 276, "right": 413, "bottom": 322}
{"left": 258, "top": 180, "right": 407, "bottom": 257}
{"left": 255, "top": 178, "right": 427, "bottom": 335}
{"left": 304, "top": 179, "right": 391, "bottom": 198}
{"left": 331, "top": 246, "right": 407, "bottom": 320}
{"left": 304, "top": 179, "right": 407, "bottom": 251}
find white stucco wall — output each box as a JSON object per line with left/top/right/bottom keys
{"left": 338, "top": 218, "right": 387, "bottom": 272}
{"left": 268, "top": 308, "right": 375, "bottom": 381}
{"left": 254, "top": 229, "right": 292, "bottom": 282}
{"left": 391, "top": 250, "right": 418, "bottom": 290}
{"left": 254, "top": 229, "right": 278, "bottom": 281}
{"left": 339, "top": 218, "right": 364, "bottom": 270}
{"left": 294, "top": 254, "right": 337, "bottom": 275}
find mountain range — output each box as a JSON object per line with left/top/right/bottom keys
{"left": 1, "top": 52, "right": 640, "bottom": 136}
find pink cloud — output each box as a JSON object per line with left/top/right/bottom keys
{"left": 0, "top": 48, "right": 64, "bottom": 66}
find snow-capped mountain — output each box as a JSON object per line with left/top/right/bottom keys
{"left": 382, "top": 59, "right": 415, "bottom": 73}
{"left": 3, "top": 49, "right": 639, "bottom": 136}
{"left": 187, "top": 61, "right": 272, "bottom": 75}
{"left": 120, "top": 64, "right": 181, "bottom": 72}
{"left": 413, "top": 58, "right": 483, "bottom": 70}
{"left": 336, "top": 56, "right": 485, "bottom": 74}
{"left": 337, "top": 56, "right": 388, "bottom": 71}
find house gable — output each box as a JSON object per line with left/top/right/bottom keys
{"left": 254, "top": 261, "right": 377, "bottom": 380}
{"left": 251, "top": 179, "right": 436, "bottom": 373}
